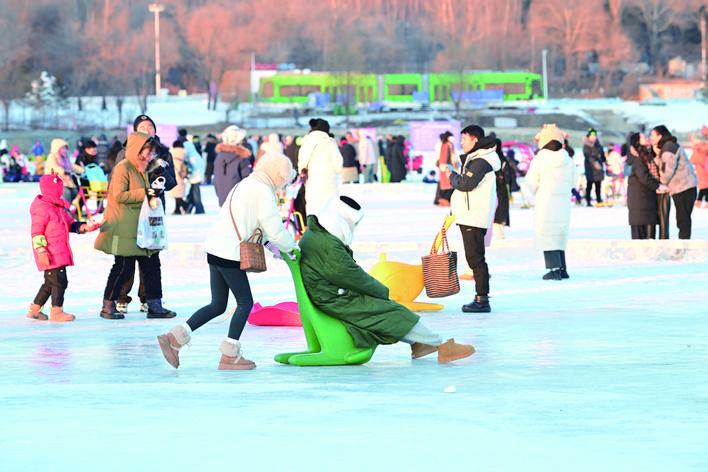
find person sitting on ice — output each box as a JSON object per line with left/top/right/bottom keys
{"left": 298, "top": 195, "right": 475, "bottom": 363}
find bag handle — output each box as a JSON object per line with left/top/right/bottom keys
{"left": 227, "top": 184, "right": 261, "bottom": 243}
{"left": 430, "top": 224, "right": 450, "bottom": 255}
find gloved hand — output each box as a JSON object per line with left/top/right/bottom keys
{"left": 146, "top": 187, "right": 163, "bottom": 199}
{"left": 37, "top": 247, "right": 51, "bottom": 266}
{"left": 265, "top": 242, "right": 283, "bottom": 260}
{"left": 286, "top": 251, "right": 298, "bottom": 261}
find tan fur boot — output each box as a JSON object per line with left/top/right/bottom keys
{"left": 218, "top": 338, "right": 256, "bottom": 370}
{"left": 50, "top": 306, "right": 75, "bottom": 322}
{"left": 411, "top": 342, "right": 438, "bottom": 359}
{"left": 27, "top": 303, "right": 48, "bottom": 321}
{"left": 157, "top": 323, "right": 192, "bottom": 369}
{"left": 437, "top": 338, "right": 475, "bottom": 363}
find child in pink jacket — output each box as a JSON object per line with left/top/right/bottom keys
{"left": 29, "top": 172, "right": 100, "bottom": 321}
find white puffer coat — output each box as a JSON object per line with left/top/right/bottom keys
{"left": 204, "top": 157, "right": 296, "bottom": 261}
{"left": 298, "top": 130, "right": 343, "bottom": 216}
{"left": 450, "top": 146, "right": 500, "bottom": 228}
{"left": 525, "top": 147, "right": 577, "bottom": 251}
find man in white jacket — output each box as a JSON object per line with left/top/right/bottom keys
{"left": 443, "top": 125, "right": 500, "bottom": 313}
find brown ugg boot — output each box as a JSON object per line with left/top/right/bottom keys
{"left": 218, "top": 338, "right": 256, "bottom": 370}
{"left": 50, "top": 306, "right": 75, "bottom": 322}
{"left": 411, "top": 342, "right": 438, "bottom": 359}
{"left": 437, "top": 339, "right": 475, "bottom": 363}
{"left": 157, "top": 323, "right": 192, "bottom": 369}
{"left": 27, "top": 303, "right": 48, "bottom": 321}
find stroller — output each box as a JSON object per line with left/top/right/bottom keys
{"left": 75, "top": 163, "right": 108, "bottom": 221}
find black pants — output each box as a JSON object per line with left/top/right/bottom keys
{"left": 586, "top": 180, "right": 602, "bottom": 204}
{"left": 34, "top": 266, "right": 68, "bottom": 307}
{"left": 459, "top": 225, "right": 489, "bottom": 296}
{"left": 186, "top": 264, "right": 253, "bottom": 340}
{"left": 657, "top": 192, "right": 671, "bottom": 240}
{"left": 118, "top": 264, "right": 146, "bottom": 304}
{"left": 698, "top": 188, "right": 708, "bottom": 203}
{"left": 672, "top": 187, "right": 697, "bottom": 240}
{"left": 631, "top": 225, "right": 656, "bottom": 240}
{"left": 104, "top": 254, "right": 162, "bottom": 301}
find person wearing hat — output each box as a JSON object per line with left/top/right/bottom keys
{"left": 526, "top": 124, "right": 577, "bottom": 280}
{"left": 582, "top": 128, "right": 606, "bottom": 206}
{"left": 112, "top": 114, "right": 177, "bottom": 315}
{"left": 297, "top": 195, "right": 476, "bottom": 363}
{"left": 76, "top": 139, "right": 98, "bottom": 167}
{"left": 44, "top": 138, "right": 85, "bottom": 205}
{"left": 213, "top": 125, "right": 253, "bottom": 206}
{"left": 297, "top": 118, "right": 343, "bottom": 217}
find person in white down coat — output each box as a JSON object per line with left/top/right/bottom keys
{"left": 297, "top": 118, "right": 343, "bottom": 218}
{"left": 526, "top": 124, "right": 577, "bottom": 280}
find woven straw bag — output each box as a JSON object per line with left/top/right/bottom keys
{"left": 421, "top": 224, "right": 460, "bottom": 298}
{"left": 228, "top": 187, "right": 267, "bottom": 273}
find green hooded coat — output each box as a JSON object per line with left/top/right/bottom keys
{"left": 299, "top": 217, "right": 419, "bottom": 349}
{"left": 94, "top": 132, "right": 159, "bottom": 257}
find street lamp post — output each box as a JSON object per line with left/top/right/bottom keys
{"left": 149, "top": 4, "right": 165, "bottom": 97}
{"left": 542, "top": 49, "right": 549, "bottom": 100}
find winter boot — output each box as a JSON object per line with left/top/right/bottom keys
{"left": 543, "top": 250, "right": 563, "bottom": 280}
{"left": 140, "top": 302, "right": 149, "bottom": 313}
{"left": 437, "top": 339, "right": 476, "bottom": 363}
{"left": 218, "top": 338, "right": 256, "bottom": 370}
{"left": 100, "top": 299, "right": 125, "bottom": 320}
{"left": 157, "top": 323, "right": 192, "bottom": 369}
{"left": 116, "top": 302, "right": 128, "bottom": 314}
{"left": 411, "top": 342, "right": 438, "bottom": 359}
{"left": 27, "top": 303, "right": 48, "bottom": 321}
{"left": 50, "top": 306, "right": 75, "bottom": 322}
{"left": 462, "top": 295, "right": 491, "bottom": 313}
{"left": 146, "top": 299, "right": 176, "bottom": 319}
{"left": 559, "top": 250, "right": 569, "bottom": 279}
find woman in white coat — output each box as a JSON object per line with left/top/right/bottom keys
{"left": 157, "top": 152, "right": 298, "bottom": 370}
{"left": 526, "top": 124, "right": 577, "bottom": 280}
{"left": 297, "top": 118, "right": 343, "bottom": 217}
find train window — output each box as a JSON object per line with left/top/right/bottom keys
{"left": 486, "top": 83, "right": 525, "bottom": 95}
{"left": 388, "top": 84, "right": 419, "bottom": 95}
{"left": 262, "top": 82, "right": 274, "bottom": 97}
{"left": 280, "top": 85, "right": 301, "bottom": 97}
{"left": 302, "top": 85, "right": 321, "bottom": 95}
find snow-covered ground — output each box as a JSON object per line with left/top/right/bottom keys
{"left": 1, "top": 180, "right": 707, "bottom": 471}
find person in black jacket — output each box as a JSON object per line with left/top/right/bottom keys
{"left": 389, "top": 136, "right": 407, "bottom": 183}
{"left": 582, "top": 128, "right": 606, "bottom": 206}
{"left": 626, "top": 133, "right": 662, "bottom": 239}
{"left": 203, "top": 134, "right": 218, "bottom": 184}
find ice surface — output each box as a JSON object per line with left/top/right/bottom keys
{"left": 1, "top": 180, "right": 707, "bottom": 471}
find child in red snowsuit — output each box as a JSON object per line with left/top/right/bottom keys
{"left": 29, "top": 172, "right": 100, "bottom": 321}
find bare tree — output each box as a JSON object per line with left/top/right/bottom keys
{"left": 0, "top": 0, "right": 32, "bottom": 130}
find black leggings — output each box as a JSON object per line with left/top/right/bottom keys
{"left": 34, "top": 266, "right": 68, "bottom": 307}
{"left": 186, "top": 264, "right": 254, "bottom": 340}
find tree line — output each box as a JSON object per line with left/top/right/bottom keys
{"left": 0, "top": 0, "right": 703, "bottom": 125}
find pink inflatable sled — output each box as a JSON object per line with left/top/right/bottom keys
{"left": 247, "top": 302, "right": 302, "bottom": 327}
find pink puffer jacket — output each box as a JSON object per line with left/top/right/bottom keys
{"left": 30, "top": 174, "right": 75, "bottom": 271}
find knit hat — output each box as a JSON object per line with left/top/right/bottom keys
{"left": 220, "top": 125, "right": 246, "bottom": 146}
{"left": 84, "top": 139, "right": 97, "bottom": 149}
{"left": 133, "top": 114, "right": 156, "bottom": 132}
{"left": 535, "top": 124, "right": 564, "bottom": 149}
{"left": 309, "top": 118, "right": 330, "bottom": 134}
{"left": 587, "top": 127, "right": 597, "bottom": 137}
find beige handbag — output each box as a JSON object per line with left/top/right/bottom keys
{"left": 228, "top": 187, "right": 267, "bottom": 272}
